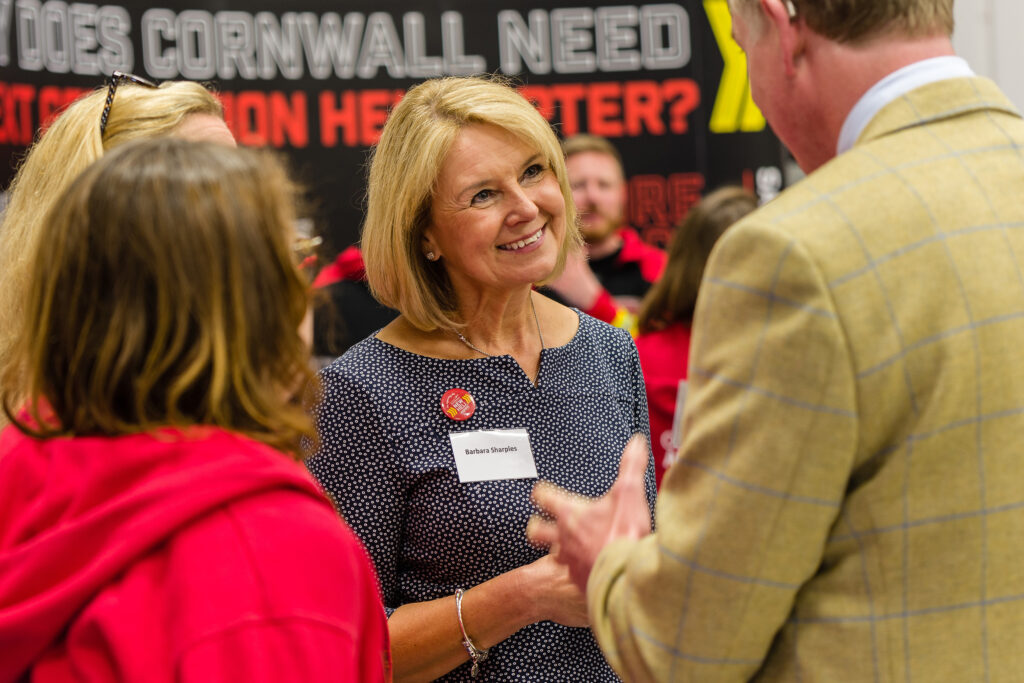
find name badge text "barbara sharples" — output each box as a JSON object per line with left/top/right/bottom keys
{"left": 449, "top": 428, "right": 538, "bottom": 483}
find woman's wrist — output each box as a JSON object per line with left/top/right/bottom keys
{"left": 454, "top": 588, "right": 490, "bottom": 676}
{"left": 508, "top": 559, "right": 545, "bottom": 625}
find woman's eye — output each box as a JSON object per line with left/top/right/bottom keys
{"left": 522, "top": 163, "right": 544, "bottom": 180}
{"left": 471, "top": 189, "right": 493, "bottom": 205}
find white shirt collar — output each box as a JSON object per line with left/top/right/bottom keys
{"left": 836, "top": 56, "right": 975, "bottom": 155}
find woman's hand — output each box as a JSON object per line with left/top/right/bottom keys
{"left": 517, "top": 553, "right": 590, "bottom": 627}
{"left": 388, "top": 553, "right": 587, "bottom": 681}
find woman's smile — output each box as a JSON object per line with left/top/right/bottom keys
{"left": 497, "top": 225, "right": 546, "bottom": 252}
{"left": 424, "top": 123, "right": 566, "bottom": 294}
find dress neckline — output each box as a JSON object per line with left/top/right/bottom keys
{"left": 366, "top": 309, "right": 585, "bottom": 389}
{"left": 369, "top": 308, "right": 584, "bottom": 362}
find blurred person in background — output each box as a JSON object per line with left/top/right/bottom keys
{"left": 310, "top": 244, "right": 399, "bottom": 365}
{"left": 0, "top": 139, "right": 389, "bottom": 682}
{"left": 308, "top": 76, "right": 655, "bottom": 681}
{"left": 635, "top": 186, "right": 757, "bottom": 487}
{"left": 0, "top": 72, "right": 236, "bottom": 417}
{"left": 545, "top": 134, "right": 666, "bottom": 333}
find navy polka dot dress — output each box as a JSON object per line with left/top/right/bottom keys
{"left": 308, "top": 311, "right": 656, "bottom": 681}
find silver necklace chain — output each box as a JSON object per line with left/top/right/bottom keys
{"left": 455, "top": 295, "right": 545, "bottom": 357}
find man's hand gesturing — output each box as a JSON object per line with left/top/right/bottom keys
{"left": 527, "top": 434, "right": 653, "bottom": 592}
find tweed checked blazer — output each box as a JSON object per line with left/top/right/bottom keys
{"left": 588, "top": 76, "right": 1024, "bottom": 682}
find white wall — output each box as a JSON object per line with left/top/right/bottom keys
{"left": 953, "top": 0, "right": 1024, "bottom": 110}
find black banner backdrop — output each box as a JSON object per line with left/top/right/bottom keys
{"left": 0, "top": 0, "right": 785, "bottom": 256}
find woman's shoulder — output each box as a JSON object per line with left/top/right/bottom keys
{"left": 318, "top": 336, "right": 410, "bottom": 414}
{"left": 319, "top": 324, "right": 451, "bottom": 407}
{"left": 321, "top": 329, "right": 409, "bottom": 380}
{"left": 573, "top": 308, "right": 636, "bottom": 352}
{"left": 533, "top": 291, "right": 635, "bottom": 354}
{"left": 325, "top": 332, "right": 382, "bottom": 364}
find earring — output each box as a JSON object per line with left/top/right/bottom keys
{"left": 426, "top": 251, "right": 436, "bottom": 261}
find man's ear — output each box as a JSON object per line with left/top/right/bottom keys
{"left": 760, "top": 0, "right": 804, "bottom": 77}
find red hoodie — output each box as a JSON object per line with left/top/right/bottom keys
{"left": 0, "top": 426, "right": 390, "bottom": 682}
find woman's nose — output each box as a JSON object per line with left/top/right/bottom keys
{"left": 505, "top": 185, "right": 540, "bottom": 225}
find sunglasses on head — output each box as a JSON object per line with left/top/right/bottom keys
{"left": 99, "top": 71, "right": 158, "bottom": 138}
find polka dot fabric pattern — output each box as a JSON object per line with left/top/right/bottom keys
{"left": 309, "top": 312, "right": 656, "bottom": 681}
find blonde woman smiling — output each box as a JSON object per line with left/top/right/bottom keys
{"left": 308, "top": 76, "right": 656, "bottom": 682}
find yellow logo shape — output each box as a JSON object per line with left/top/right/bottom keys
{"left": 705, "top": 0, "right": 766, "bottom": 133}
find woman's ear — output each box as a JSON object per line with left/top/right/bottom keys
{"left": 421, "top": 232, "right": 440, "bottom": 262}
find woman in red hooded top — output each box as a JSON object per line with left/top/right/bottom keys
{"left": 0, "top": 138, "right": 390, "bottom": 682}
{"left": 635, "top": 186, "right": 758, "bottom": 487}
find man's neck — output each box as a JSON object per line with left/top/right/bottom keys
{"left": 797, "top": 32, "right": 956, "bottom": 172}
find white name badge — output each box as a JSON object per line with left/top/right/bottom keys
{"left": 449, "top": 428, "right": 538, "bottom": 483}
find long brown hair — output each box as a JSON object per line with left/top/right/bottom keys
{"left": 637, "top": 186, "right": 757, "bottom": 334}
{"left": 1, "top": 138, "right": 316, "bottom": 455}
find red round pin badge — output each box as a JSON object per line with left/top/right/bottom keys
{"left": 441, "top": 388, "right": 476, "bottom": 421}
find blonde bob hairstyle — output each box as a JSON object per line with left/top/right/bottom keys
{"left": 0, "top": 79, "right": 223, "bottom": 403}
{"left": 361, "top": 75, "right": 582, "bottom": 332}
{"left": 1, "top": 138, "right": 316, "bottom": 455}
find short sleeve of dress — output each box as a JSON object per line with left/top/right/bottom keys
{"left": 617, "top": 327, "right": 658, "bottom": 521}
{"left": 307, "top": 362, "right": 404, "bottom": 616}
{"left": 625, "top": 333, "right": 658, "bottom": 517}
{"left": 586, "top": 322, "right": 658, "bottom": 522}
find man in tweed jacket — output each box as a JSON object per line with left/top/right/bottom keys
{"left": 530, "top": 0, "right": 1024, "bottom": 680}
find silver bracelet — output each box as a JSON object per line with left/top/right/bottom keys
{"left": 454, "top": 588, "right": 490, "bottom": 677}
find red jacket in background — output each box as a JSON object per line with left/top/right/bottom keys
{"left": 312, "top": 245, "right": 366, "bottom": 289}
{"left": 634, "top": 322, "right": 692, "bottom": 488}
{"left": 612, "top": 226, "right": 668, "bottom": 285}
{"left": 585, "top": 227, "right": 667, "bottom": 327}
{"left": 310, "top": 246, "right": 398, "bottom": 358}
{"left": 0, "top": 425, "right": 390, "bottom": 682}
